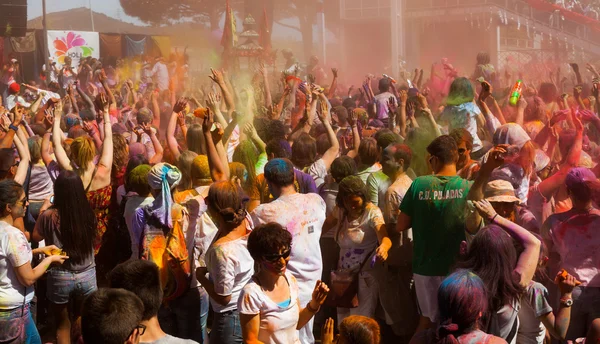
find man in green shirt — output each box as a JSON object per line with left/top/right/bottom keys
{"left": 396, "top": 135, "right": 502, "bottom": 332}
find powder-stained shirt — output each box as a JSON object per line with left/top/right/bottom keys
{"left": 238, "top": 271, "right": 301, "bottom": 344}
{"left": 517, "top": 282, "right": 553, "bottom": 344}
{"left": 0, "top": 221, "right": 34, "bottom": 309}
{"left": 542, "top": 208, "right": 600, "bottom": 287}
{"left": 251, "top": 193, "right": 326, "bottom": 306}
{"left": 205, "top": 234, "right": 254, "bottom": 313}
{"left": 399, "top": 175, "right": 472, "bottom": 276}
{"left": 366, "top": 170, "right": 391, "bottom": 208}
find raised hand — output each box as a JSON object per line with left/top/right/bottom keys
{"left": 209, "top": 68, "right": 225, "bottom": 84}
{"left": 11, "top": 104, "right": 24, "bottom": 125}
{"left": 173, "top": 97, "right": 188, "bottom": 114}
{"left": 399, "top": 89, "right": 408, "bottom": 104}
{"left": 473, "top": 199, "right": 498, "bottom": 221}
{"left": 574, "top": 85, "right": 583, "bottom": 98}
{"left": 140, "top": 122, "right": 154, "bottom": 135}
{"left": 555, "top": 270, "right": 581, "bottom": 295}
{"left": 98, "top": 93, "right": 109, "bottom": 113}
{"left": 321, "top": 318, "right": 337, "bottom": 344}
{"left": 483, "top": 145, "right": 507, "bottom": 170}
{"left": 331, "top": 68, "right": 338, "bottom": 79}
{"left": 206, "top": 93, "right": 221, "bottom": 112}
{"left": 243, "top": 122, "right": 259, "bottom": 139}
{"left": 307, "top": 74, "right": 316, "bottom": 83}
{"left": 479, "top": 81, "right": 493, "bottom": 101}
{"left": 348, "top": 109, "right": 359, "bottom": 127}
{"left": 550, "top": 109, "right": 570, "bottom": 126}
{"left": 416, "top": 94, "right": 429, "bottom": 110}
{"left": 311, "top": 280, "right": 330, "bottom": 306}
{"left": 517, "top": 98, "right": 528, "bottom": 112}
{"left": 569, "top": 63, "right": 580, "bottom": 75}
{"left": 317, "top": 101, "right": 329, "bottom": 124}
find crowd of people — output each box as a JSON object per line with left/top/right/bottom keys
{"left": 0, "top": 46, "right": 599, "bottom": 344}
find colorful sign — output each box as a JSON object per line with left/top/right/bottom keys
{"left": 47, "top": 31, "right": 99, "bottom": 69}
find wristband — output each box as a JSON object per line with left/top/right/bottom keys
{"left": 491, "top": 214, "right": 498, "bottom": 223}
{"left": 306, "top": 302, "right": 320, "bottom": 313}
{"left": 9, "top": 124, "right": 19, "bottom": 132}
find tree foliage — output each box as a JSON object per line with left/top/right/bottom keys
{"left": 119, "top": 0, "right": 225, "bottom": 29}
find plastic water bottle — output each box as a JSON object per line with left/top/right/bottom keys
{"left": 509, "top": 80, "right": 523, "bottom": 106}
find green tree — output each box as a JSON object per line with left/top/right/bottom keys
{"left": 119, "top": 0, "right": 225, "bottom": 30}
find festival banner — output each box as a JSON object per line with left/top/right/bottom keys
{"left": 47, "top": 31, "right": 99, "bottom": 69}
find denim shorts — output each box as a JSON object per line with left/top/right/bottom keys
{"left": 46, "top": 267, "right": 98, "bottom": 305}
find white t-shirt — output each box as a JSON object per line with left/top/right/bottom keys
{"left": 0, "top": 221, "right": 34, "bottom": 309}
{"left": 308, "top": 159, "right": 328, "bottom": 188}
{"left": 517, "top": 282, "right": 552, "bottom": 344}
{"left": 180, "top": 188, "right": 219, "bottom": 289}
{"left": 205, "top": 234, "right": 254, "bottom": 313}
{"left": 238, "top": 271, "right": 301, "bottom": 344}
{"left": 251, "top": 193, "right": 326, "bottom": 303}
{"left": 384, "top": 173, "right": 413, "bottom": 224}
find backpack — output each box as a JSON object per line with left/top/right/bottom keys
{"left": 140, "top": 203, "right": 191, "bottom": 303}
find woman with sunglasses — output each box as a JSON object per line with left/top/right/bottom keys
{"left": 197, "top": 180, "right": 254, "bottom": 344}
{"left": 239, "top": 222, "right": 330, "bottom": 344}
{"left": 0, "top": 179, "right": 68, "bottom": 344}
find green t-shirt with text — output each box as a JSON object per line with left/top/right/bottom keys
{"left": 399, "top": 175, "right": 472, "bottom": 276}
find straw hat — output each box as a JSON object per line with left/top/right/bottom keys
{"left": 484, "top": 179, "right": 521, "bottom": 204}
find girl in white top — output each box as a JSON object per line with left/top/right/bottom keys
{"left": 196, "top": 181, "right": 254, "bottom": 344}
{"left": 0, "top": 180, "right": 67, "bottom": 343}
{"left": 238, "top": 222, "right": 329, "bottom": 344}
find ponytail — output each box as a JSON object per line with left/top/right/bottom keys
{"left": 435, "top": 321, "right": 460, "bottom": 344}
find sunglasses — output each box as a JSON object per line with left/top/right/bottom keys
{"left": 263, "top": 248, "right": 291, "bottom": 262}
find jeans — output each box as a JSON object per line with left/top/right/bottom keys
{"left": 0, "top": 303, "right": 41, "bottom": 344}
{"left": 46, "top": 267, "right": 97, "bottom": 305}
{"left": 158, "top": 286, "right": 209, "bottom": 343}
{"left": 211, "top": 309, "right": 243, "bottom": 344}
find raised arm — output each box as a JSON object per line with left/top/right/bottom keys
{"left": 210, "top": 68, "right": 235, "bottom": 112}
{"left": 258, "top": 63, "right": 272, "bottom": 107}
{"left": 13, "top": 126, "right": 30, "bottom": 185}
{"left": 150, "top": 90, "right": 161, "bottom": 129}
{"left": 203, "top": 109, "right": 227, "bottom": 182}
{"left": 466, "top": 145, "right": 507, "bottom": 234}
{"left": 327, "top": 68, "right": 338, "bottom": 99}
{"left": 51, "top": 104, "right": 73, "bottom": 171}
{"left": 167, "top": 99, "right": 187, "bottom": 161}
{"left": 97, "top": 93, "right": 113, "bottom": 170}
{"left": 418, "top": 95, "right": 442, "bottom": 138}
{"left": 398, "top": 90, "right": 408, "bottom": 138}
{"left": 41, "top": 132, "right": 54, "bottom": 167}
{"left": 244, "top": 123, "right": 266, "bottom": 153}
{"left": 536, "top": 116, "right": 582, "bottom": 199}
{"left": 346, "top": 110, "right": 361, "bottom": 159}
{"left": 141, "top": 123, "right": 164, "bottom": 165}
{"left": 473, "top": 199, "right": 540, "bottom": 287}
{"left": 316, "top": 99, "right": 340, "bottom": 169}
{"left": 75, "top": 81, "right": 96, "bottom": 113}
{"left": 206, "top": 93, "right": 228, "bottom": 130}
{"left": 98, "top": 69, "right": 117, "bottom": 109}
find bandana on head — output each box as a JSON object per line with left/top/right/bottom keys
{"left": 147, "top": 163, "right": 182, "bottom": 228}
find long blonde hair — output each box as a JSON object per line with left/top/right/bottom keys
{"left": 70, "top": 136, "right": 96, "bottom": 171}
